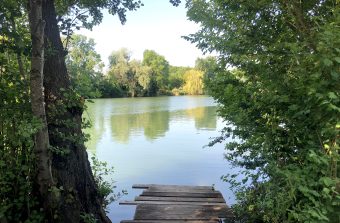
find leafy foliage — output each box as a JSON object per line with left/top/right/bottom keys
{"left": 66, "top": 34, "right": 104, "bottom": 98}
{"left": 0, "top": 22, "right": 43, "bottom": 222}
{"left": 183, "top": 69, "right": 204, "bottom": 95}
{"left": 2, "top": 0, "right": 205, "bottom": 222}
{"left": 106, "top": 48, "right": 209, "bottom": 97}
{"left": 90, "top": 156, "right": 127, "bottom": 210}
{"left": 195, "top": 56, "right": 219, "bottom": 93}
{"left": 65, "top": 40, "right": 210, "bottom": 98}
{"left": 169, "top": 65, "right": 190, "bottom": 90}
{"left": 55, "top": 0, "right": 143, "bottom": 28}
{"left": 142, "top": 49, "right": 170, "bottom": 94}
{"left": 186, "top": 0, "right": 340, "bottom": 222}
{"left": 107, "top": 48, "right": 155, "bottom": 97}
{"left": 55, "top": 0, "right": 144, "bottom": 47}
{"left": 66, "top": 35, "right": 104, "bottom": 98}
{"left": 195, "top": 56, "right": 218, "bottom": 81}
{"left": 0, "top": 0, "right": 148, "bottom": 221}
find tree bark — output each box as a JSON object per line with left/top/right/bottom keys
{"left": 42, "top": 0, "right": 111, "bottom": 222}
{"left": 28, "top": 0, "right": 54, "bottom": 216}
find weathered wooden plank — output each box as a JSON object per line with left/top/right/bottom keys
{"left": 121, "top": 220, "right": 219, "bottom": 223}
{"left": 146, "top": 186, "right": 214, "bottom": 193}
{"left": 132, "top": 184, "right": 213, "bottom": 190}
{"left": 141, "top": 191, "right": 222, "bottom": 198}
{"left": 121, "top": 184, "right": 232, "bottom": 222}
{"left": 119, "top": 200, "right": 228, "bottom": 206}
{"left": 135, "top": 196, "right": 225, "bottom": 203}
{"left": 134, "top": 204, "right": 233, "bottom": 220}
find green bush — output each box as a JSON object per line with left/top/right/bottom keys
{"left": 186, "top": 1, "right": 340, "bottom": 222}
{"left": 0, "top": 53, "right": 44, "bottom": 222}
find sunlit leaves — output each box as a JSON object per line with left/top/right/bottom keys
{"left": 66, "top": 34, "right": 104, "bottom": 98}
{"left": 186, "top": 0, "right": 340, "bottom": 222}
{"left": 183, "top": 69, "right": 203, "bottom": 95}
{"left": 142, "top": 49, "right": 170, "bottom": 91}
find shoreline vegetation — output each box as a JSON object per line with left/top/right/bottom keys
{"left": 66, "top": 34, "right": 218, "bottom": 99}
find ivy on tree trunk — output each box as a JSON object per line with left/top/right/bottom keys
{"left": 42, "top": 0, "right": 110, "bottom": 222}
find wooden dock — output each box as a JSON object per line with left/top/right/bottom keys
{"left": 119, "top": 184, "right": 233, "bottom": 223}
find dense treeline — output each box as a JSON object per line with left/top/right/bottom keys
{"left": 66, "top": 34, "right": 217, "bottom": 98}
{"left": 186, "top": 0, "right": 339, "bottom": 223}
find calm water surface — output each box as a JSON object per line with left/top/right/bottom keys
{"left": 84, "top": 96, "right": 236, "bottom": 222}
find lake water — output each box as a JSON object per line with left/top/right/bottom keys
{"left": 84, "top": 95, "right": 236, "bottom": 222}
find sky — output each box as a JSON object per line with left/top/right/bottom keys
{"left": 77, "top": 0, "right": 206, "bottom": 68}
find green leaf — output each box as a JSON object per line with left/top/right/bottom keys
{"left": 320, "top": 177, "right": 333, "bottom": 187}
{"left": 323, "top": 58, "right": 333, "bottom": 66}
{"left": 334, "top": 57, "right": 340, "bottom": 63}
{"left": 322, "top": 188, "right": 330, "bottom": 195}
{"left": 328, "top": 92, "right": 337, "bottom": 99}
{"left": 331, "top": 71, "right": 339, "bottom": 80}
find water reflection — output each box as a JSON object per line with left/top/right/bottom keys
{"left": 83, "top": 96, "right": 236, "bottom": 222}
{"left": 84, "top": 96, "right": 217, "bottom": 149}
{"left": 110, "top": 110, "right": 170, "bottom": 142}
{"left": 186, "top": 106, "right": 216, "bottom": 130}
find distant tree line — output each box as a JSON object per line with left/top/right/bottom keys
{"left": 65, "top": 34, "right": 218, "bottom": 98}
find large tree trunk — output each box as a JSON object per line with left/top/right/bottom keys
{"left": 42, "top": 0, "right": 110, "bottom": 222}
{"left": 28, "top": 0, "right": 54, "bottom": 217}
